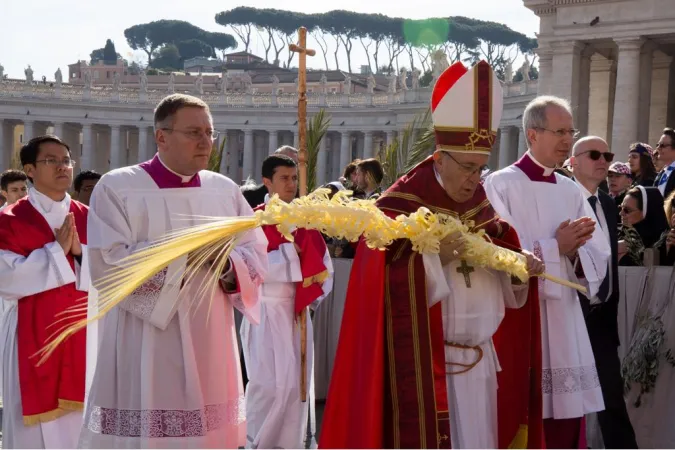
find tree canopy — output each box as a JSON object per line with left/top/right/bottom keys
{"left": 214, "top": 7, "right": 538, "bottom": 78}
{"left": 90, "top": 39, "right": 122, "bottom": 65}
{"left": 123, "top": 20, "right": 237, "bottom": 69}
{"left": 123, "top": 10, "right": 538, "bottom": 82}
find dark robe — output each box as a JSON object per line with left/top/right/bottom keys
{"left": 319, "top": 157, "right": 544, "bottom": 449}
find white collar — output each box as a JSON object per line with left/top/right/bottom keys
{"left": 527, "top": 151, "right": 556, "bottom": 176}
{"left": 433, "top": 164, "right": 444, "bottom": 189}
{"left": 264, "top": 193, "right": 270, "bottom": 204}
{"left": 29, "top": 187, "right": 70, "bottom": 212}
{"left": 28, "top": 187, "right": 71, "bottom": 232}
{"left": 574, "top": 178, "right": 599, "bottom": 199}
{"left": 158, "top": 155, "right": 195, "bottom": 183}
{"left": 0, "top": 202, "right": 6, "bottom": 211}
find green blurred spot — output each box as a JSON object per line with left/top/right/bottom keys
{"left": 402, "top": 18, "right": 449, "bottom": 46}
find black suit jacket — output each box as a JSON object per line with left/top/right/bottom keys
{"left": 657, "top": 169, "right": 675, "bottom": 200}
{"left": 580, "top": 191, "right": 620, "bottom": 346}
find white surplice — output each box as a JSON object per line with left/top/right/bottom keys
{"left": 0, "top": 188, "right": 89, "bottom": 449}
{"left": 80, "top": 167, "right": 268, "bottom": 449}
{"left": 485, "top": 155, "right": 610, "bottom": 419}
{"left": 424, "top": 255, "right": 528, "bottom": 449}
{"left": 241, "top": 230, "right": 334, "bottom": 449}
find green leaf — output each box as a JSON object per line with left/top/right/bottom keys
{"left": 306, "top": 109, "right": 331, "bottom": 193}
{"left": 207, "top": 135, "right": 227, "bottom": 173}
{"left": 377, "top": 108, "right": 433, "bottom": 188}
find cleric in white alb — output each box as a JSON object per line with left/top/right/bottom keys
{"left": 80, "top": 94, "right": 268, "bottom": 448}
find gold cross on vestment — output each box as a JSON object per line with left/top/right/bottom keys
{"left": 456, "top": 260, "right": 475, "bottom": 288}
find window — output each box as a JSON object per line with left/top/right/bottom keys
{"left": 330, "top": 87, "right": 337, "bottom": 93}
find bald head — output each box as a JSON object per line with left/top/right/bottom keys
{"left": 572, "top": 136, "right": 608, "bottom": 156}
{"left": 571, "top": 135, "right": 613, "bottom": 191}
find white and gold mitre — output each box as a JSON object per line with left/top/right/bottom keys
{"left": 430, "top": 60, "right": 503, "bottom": 155}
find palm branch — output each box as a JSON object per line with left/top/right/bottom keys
{"left": 207, "top": 135, "right": 227, "bottom": 173}
{"left": 306, "top": 109, "right": 331, "bottom": 192}
{"left": 377, "top": 109, "right": 434, "bottom": 188}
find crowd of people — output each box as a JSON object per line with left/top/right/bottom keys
{"left": 0, "top": 57, "right": 673, "bottom": 450}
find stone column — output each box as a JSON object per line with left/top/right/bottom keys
{"left": 0, "top": 120, "right": 10, "bottom": 171}
{"left": 611, "top": 37, "right": 644, "bottom": 162}
{"left": 363, "top": 131, "right": 374, "bottom": 159}
{"left": 588, "top": 54, "right": 617, "bottom": 143}
{"left": 386, "top": 130, "right": 395, "bottom": 148}
{"left": 216, "top": 131, "right": 228, "bottom": 175}
{"left": 242, "top": 130, "right": 254, "bottom": 182}
{"left": 551, "top": 41, "right": 584, "bottom": 114}
{"left": 53, "top": 122, "right": 64, "bottom": 139}
{"left": 317, "top": 135, "right": 328, "bottom": 187}
{"left": 81, "top": 124, "right": 94, "bottom": 170}
{"left": 109, "top": 125, "right": 122, "bottom": 170}
{"left": 649, "top": 51, "right": 672, "bottom": 144}
{"left": 268, "top": 130, "right": 278, "bottom": 156}
{"left": 498, "top": 127, "right": 514, "bottom": 169}
{"left": 339, "top": 131, "right": 351, "bottom": 175}
{"left": 536, "top": 47, "right": 554, "bottom": 94}
{"left": 23, "top": 120, "right": 34, "bottom": 144}
{"left": 137, "top": 126, "right": 149, "bottom": 163}
{"left": 577, "top": 47, "right": 594, "bottom": 136}
{"left": 293, "top": 131, "right": 299, "bottom": 148}
{"left": 638, "top": 42, "right": 656, "bottom": 142}
{"left": 517, "top": 128, "right": 528, "bottom": 158}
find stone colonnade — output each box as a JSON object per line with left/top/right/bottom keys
{"left": 537, "top": 38, "right": 674, "bottom": 161}
{"left": 0, "top": 118, "right": 402, "bottom": 185}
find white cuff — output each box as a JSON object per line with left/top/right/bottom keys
{"left": 45, "top": 242, "right": 76, "bottom": 286}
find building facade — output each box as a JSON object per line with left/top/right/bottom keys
{"left": 526, "top": 0, "right": 675, "bottom": 161}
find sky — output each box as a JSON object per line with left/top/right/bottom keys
{"left": 0, "top": 0, "right": 539, "bottom": 80}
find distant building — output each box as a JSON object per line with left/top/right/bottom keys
{"left": 68, "top": 60, "right": 125, "bottom": 83}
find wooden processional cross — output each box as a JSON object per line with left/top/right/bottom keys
{"left": 289, "top": 26, "right": 315, "bottom": 403}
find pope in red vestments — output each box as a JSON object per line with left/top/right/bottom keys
{"left": 319, "top": 61, "right": 545, "bottom": 449}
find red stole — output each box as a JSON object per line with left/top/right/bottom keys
{"left": 319, "top": 157, "right": 544, "bottom": 449}
{"left": 0, "top": 197, "right": 89, "bottom": 425}
{"left": 254, "top": 204, "right": 329, "bottom": 313}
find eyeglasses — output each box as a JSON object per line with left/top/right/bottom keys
{"left": 444, "top": 152, "right": 489, "bottom": 176}
{"left": 35, "top": 158, "right": 75, "bottom": 168}
{"left": 619, "top": 205, "right": 638, "bottom": 214}
{"left": 534, "top": 127, "right": 580, "bottom": 139}
{"left": 656, "top": 142, "right": 672, "bottom": 150}
{"left": 161, "top": 128, "right": 219, "bottom": 141}
{"left": 576, "top": 150, "right": 614, "bottom": 162}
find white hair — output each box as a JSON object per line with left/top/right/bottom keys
{"left": 522, "top": 95, "right": 573, "bottom": 146}
{"left": 572, "top": 135, "right": 608, "bottom": 156}
{"left": 275, "top": 145, "right": 298, "bottom": 156}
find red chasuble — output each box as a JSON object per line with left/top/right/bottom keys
{"left": 319, "top": 157, "right": 544, "bottom": 449}
{"left": 254, "top": 204, "right": 329, "bottom": 313}
{"left": 0, "top": 197, "right": 88, "bottom": 425}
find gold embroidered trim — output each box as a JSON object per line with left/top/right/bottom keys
{"left": 302, "top": 269, "right": 329, "bottom": 288}
{"left": 384, "top": 266, "right": 401, "bottom": 448}
{"left": 408, "top": 257, "right": 427, "bottom": 447}
{"left": 23, "top": 399, "right": 84, "bottom": 426}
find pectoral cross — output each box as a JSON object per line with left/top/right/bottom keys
{"left": 288, "top": 26, "right": 315, "bottom": 404}
{"left": 457, "top": 260, "right": 475, "bottom": 288}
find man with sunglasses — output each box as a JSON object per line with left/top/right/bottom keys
{"left": 321, "top": 61, "right": 545, "bottom": 450}
{"left": 655, "top": 127, "right": 675, "bottom": 199}
{"left": 570, "top": 136, "right": 637, "bottom": 448}
{"left": 0, "top": 135, "right": 90, "bottom": 448}
{"left": 485, "top": 96, "right": 611, "bottom": 449}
